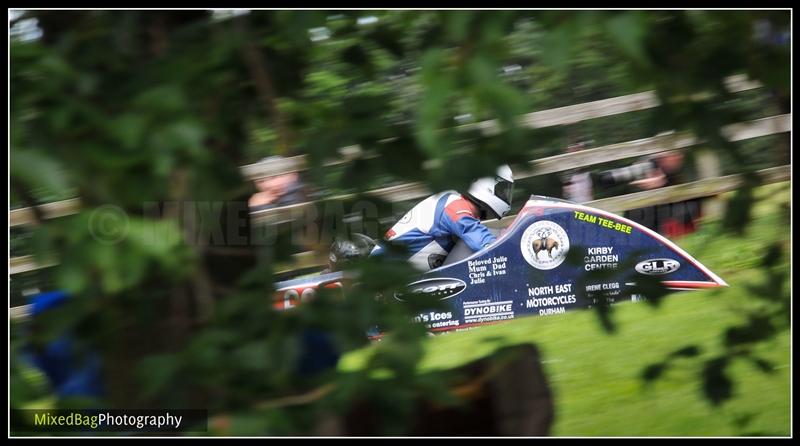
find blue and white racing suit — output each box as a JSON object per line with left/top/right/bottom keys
{"left": 371, "top": 191, "right": 496, "bottom": 271}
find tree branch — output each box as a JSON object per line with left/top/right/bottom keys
{"left": 235, "top": 16, "right": 292, "bottom": 154}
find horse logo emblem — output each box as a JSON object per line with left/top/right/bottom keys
{"left": 521, "top": 221, "right": 570, "bottom": 270}
{"left": 532, "top": 236, "right": 560, "bottom": 259}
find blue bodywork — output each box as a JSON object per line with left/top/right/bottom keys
{"left": 402, "top": 196, "right": 726, "bottom": 331}
{"left": 274, "top": 196, "right": 726, "bottom": 334}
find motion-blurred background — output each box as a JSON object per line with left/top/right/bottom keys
{"left": 10, "top": 9, "right": 791, "bottom": 436}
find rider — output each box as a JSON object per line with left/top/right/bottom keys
{"left": 322, "top": 234, "right": 376, "bottom": 273}
{"left": 371, "top": 165, "right": 514, "bottom": 271}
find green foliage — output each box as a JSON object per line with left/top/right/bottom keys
{"left": 10, "top": 10, "right": 790, "bottom": 436}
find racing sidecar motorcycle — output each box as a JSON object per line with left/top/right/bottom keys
{"left": 271, "top": 195, "right": 727, "bottom": 334}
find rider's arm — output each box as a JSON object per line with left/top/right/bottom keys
{"left": 442, "top": 199, "right": 497, "bottom": 252}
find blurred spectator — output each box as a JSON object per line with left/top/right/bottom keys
{"left": 248, "top": 156, "right": 308, "bottom": 212}
{"left": 596, "top": 150, "right": 702, "bottom": 238}
{"left": 23, "top": 291, "right": 104, "bottom": 399}
{"left": 630, "top": 150, "right": 684, "bottom": 190}
{"left": 560, "top": 141, "right": 594, "bottom": 203}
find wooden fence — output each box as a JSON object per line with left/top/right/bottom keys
{"left": 9, "top": 74, "right": 791, "bottom": 319}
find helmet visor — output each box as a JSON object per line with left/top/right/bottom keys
{"left": 494, "top": 178, "right": 514, "bottom": 207}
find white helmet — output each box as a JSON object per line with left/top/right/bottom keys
{"left": 467, "top": 164, "right": 514, "bottom": 219}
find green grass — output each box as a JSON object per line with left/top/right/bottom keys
{"left": 414, "top": 294, "right": 789, "bottom": 436}
{"left": 340, "top": 182, "right": 791, "bottom": 436}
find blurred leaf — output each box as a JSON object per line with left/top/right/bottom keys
{"left": 223, "top": 411, "right": 275, "bottom": 436}
{"left": 641, "top": 363, "right": 666, "bottom": 382}
{"left": 367, "top": 26, "right": 405, "bottom": 58}
{"left": 760, "top": 242, "right": 782, "bottom": 268}
{"left": 132, "top": 85, "right": 187, "bottom": 113}
{"left": 445, "top": 11, "right": 473, "bottom": 42}
{"left": 165, "top": 120, "right": 206, "bottom": 156}
{"left": 539, "top": 22, "right": 575, "bottom": 74}
{"left": 594, "top": 299, "right": 615, "bottom": 334}
{"left": 109, "top": 114, "right": 148, "bottom": 150}
{"left": 10, "top": 150, "right": 71, "bottom": 201}
{"left": 630, "top": 274, "right": 670, "bottom": 308}
{"left": 137, "top": 353, "right": 182, "bottom": 399}
{"left": 56, "top": 262, "right": 89, "bottom": 294}
{"left": 748, "top": 356, "right": 775, "bottom": 374}
{"left": 233, "top": 341, "right": 273, "bottom": 372}
{"left": 416, "top": 49, "right": 453, "bottom": 159}
{"left": 723, "top": 315, "right": 775, "bottom": 347}
{"left": 606, "top": 12, "right": 649, "bottom": 65}
{"left": 341, "top": 43, "right": 370, "bottom": 69}
{"left": 702, "top": 357, "right": 732, "bottom": 406}
{"left": 671, "top": 345, "right": 701, "bottom": 358}
{"left": 10, "top": 349, "right": 54, "bottom": 408}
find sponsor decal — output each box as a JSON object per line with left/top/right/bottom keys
{"left": 520, "top": 221, "right": 570, "bottom": 270}
{"left": 584, "top": 281, "right": 621, "bottom": 298}
{"left": 467, "top": 256, "right": 508, "bottom": 285}
{"left": 414, "top": 311, "right": 459, "bottom": 329}
{"left": 526, "top": 283, "right": 577, "bottom": 310}
{"left": 395, "top": 277, "right": 467, "bottom": 301}
{"left": 526, "top": 295, "right": 577, "bottom": 308}
{"left": 585, "top": 282, "right": 621, "bottom": 292}
{"left": 462, "top": 300, "right": 515, "bottom": 323}
{"left": 584, "top": 246, "right": 619, "bottom": 271}
{"left": 539, "top": 307, "right": 566, "bottom": 316}
{"left": 635, "top": 258, "right": 681, "bottom": 275}
{"left": 527, "top": 283, "right": 573, "bottom": 297}
{"left": 574, "top": 210, "right": 632, "bottom": 235}
{"left": 275, "top": 282, "right": 343, "bottom": 310}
